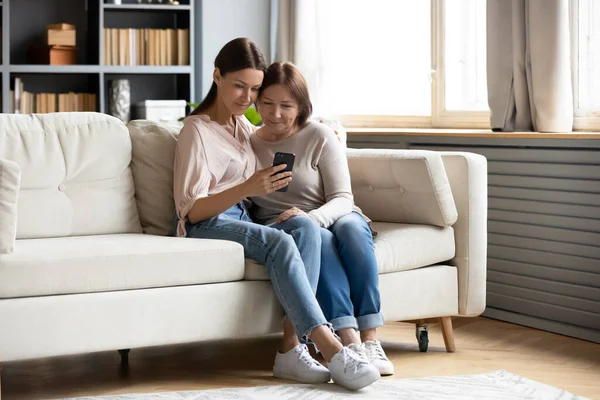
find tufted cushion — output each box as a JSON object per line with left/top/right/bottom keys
{"left": 0, "top": 159, "right": 21, "bottom": 253}
{"left": 346, "top": 148, "right": 458, "bottom": 227}
{"left": 0, "top": 113, "right": 142, "bottom": 239}
{"left": 128, "top": 120, "right": 181, "bottom": 236}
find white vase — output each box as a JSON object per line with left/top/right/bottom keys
{"left": 109, "top": 79, "right": 131, "bottom": 122}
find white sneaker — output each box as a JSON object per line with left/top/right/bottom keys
{"left": 273, "top": 344, "right": 330, "bottom": 384}
{"left": 328, "top": 347, "right": 380, "bottom": 391}
{"left": 348, "top": 342, "right": 368, "bottom": 361}
{"left": 364, "top": 340, "right": 395, "bottom": 376}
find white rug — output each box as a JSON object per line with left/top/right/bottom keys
{"left": 60, "top": 370, "right": 588, "bottom": 400}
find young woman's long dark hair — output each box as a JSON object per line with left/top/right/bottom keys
{"left": 191, "top": 38, "right": 267, "bottom": 116}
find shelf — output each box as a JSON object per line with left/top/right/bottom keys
{"left": 10, "top": 65, "right": 99, "bottom": 74}
{"left": 102, "top": 65, "right": 192, "bottom": 74}
{"left": 9, "top": 65, "right": 192, "bottom": 74}
{"left": 103, "top": 4, "right": 190, "bottom": 11}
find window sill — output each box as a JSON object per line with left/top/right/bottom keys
{"left": 345, "top": 128, "right": 600, "bottom": 139}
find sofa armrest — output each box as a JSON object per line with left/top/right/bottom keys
{"left": 440, "top": 152, "right": 488, "bottom": 316}
{"left": 346, "top": 148, "right": 458, "bottom": 227}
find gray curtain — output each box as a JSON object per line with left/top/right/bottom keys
{"left": 486, "top": 0, "right": 573, "bottom": 132}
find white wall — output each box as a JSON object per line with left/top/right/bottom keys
{"left": 196, "top": 0, "right": 271, "bottom": 101}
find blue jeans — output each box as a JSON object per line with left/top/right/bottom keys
{"left": 182, "top": 202, "right": 327, "bottom": 340}
{"left": 317, "top": 212, "right": 384, "bottom": 332}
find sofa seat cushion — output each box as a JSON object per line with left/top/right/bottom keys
{"left": 244, "top": 222, "right": 456, "bottom": 280}
{"left": 0, "top": 234, "right": 245, "bottom": 299}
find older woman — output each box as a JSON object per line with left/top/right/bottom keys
{"left": 250, "top": 62, "right": 395, "bottom": 376}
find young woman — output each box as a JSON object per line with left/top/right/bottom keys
{"left": 173, "top": 38, "right": 379, "bottom": 390}
{"left": 250, "top": 62, "right": 395, "bottom": 376}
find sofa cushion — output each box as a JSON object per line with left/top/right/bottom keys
{"left": 0, "top": 113, "right": 142, "bottom": 239}
{"left": 0, "top": 234, "right": 244, "bottom": 299}
{"left": 0, "top": 159, "right": 21, "bottom": 254}
{"left": 347, "top": 149, "right": 458, "bottom": 228}
{"left": 128, "top": 120, "right": 181, "bottom": 236}
{"left": 370, "top": 222, "right": 455, "bottom": 274}
{"left": 244, "top": 222, "right": 456, "bottom": 280}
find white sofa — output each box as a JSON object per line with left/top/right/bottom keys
{"left": 0, "top": 113, "right": 487, "bottom": 389}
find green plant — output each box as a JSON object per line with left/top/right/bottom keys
{"left": 179, "top": 102, "right": 262, "bottom": 126}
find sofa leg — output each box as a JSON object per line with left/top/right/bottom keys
{"left": 118, "top": 349, "right": 130, "bottom": 367}
{"left": 440, "top": 317, "right": 456, "bottom": 353}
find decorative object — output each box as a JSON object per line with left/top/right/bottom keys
{"left": 108, "top": 79, "right": 131, "bottom": 123}
{"left": 47, "top": 23, "right": 76, "bottom": 47}
{"left": 132, "top": 100, "right": 186, "bottom": 124}
{"left": 56, "top": 370, "right": 588, "bottom": 400}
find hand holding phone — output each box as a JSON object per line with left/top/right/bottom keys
{"left": 272, "top": 152, "right": 295, "bottom": 192}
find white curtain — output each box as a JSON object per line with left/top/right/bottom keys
{"left": 486, "top": 0, "right": 573, "bottom": 132}
{"left": 271, "top": 0, "right": 332, "bottom": 116}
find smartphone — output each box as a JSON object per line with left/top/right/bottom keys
{"left": 272, "top": 152, "right": 295, "bottom": 192}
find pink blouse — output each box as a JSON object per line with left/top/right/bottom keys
{"left": 173, "top": 114, "right": 257, "bottom": 237}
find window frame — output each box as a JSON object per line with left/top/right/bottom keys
{"left": 340, "top": 0, "right": 600, "bottom": 131}
{"left": 339, "top": 0, "right": 491, "bottom": 129}
{"left": 571, "top": 0, "right": 600, "bottom": 131}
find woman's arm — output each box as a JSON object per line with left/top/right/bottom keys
{"left": 186, "top": 165, "right": 292, "bottom": 223}
{"left": 307, "top": 129, "right": 354, "bottom": 228}
{"left": 307, "top": 157, "right": 354, "bottom": 228}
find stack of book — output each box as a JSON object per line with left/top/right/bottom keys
{"left": 103, "top": 28, "right": 189, "bottom": 66}
{"left": 11, "top": 78, "right": 97, "bottom": 113}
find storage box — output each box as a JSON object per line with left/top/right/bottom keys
{"left": 49, "top": 46, "right": 77, "bottom": 65}
{"left": 47, "top": 23, "right": 76, "bottom": 47}
{"left": 132, "top": 100, "right": 187, "bottom": 124}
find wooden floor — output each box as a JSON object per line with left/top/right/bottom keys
{"left": 2, "top": 317, "right": 599, "bottom": 399}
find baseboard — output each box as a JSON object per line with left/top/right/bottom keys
{"left": 483, "top": 307, "right": 600, "bottom": 343}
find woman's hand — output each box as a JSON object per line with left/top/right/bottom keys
{"left": 243, "top": 164, "right": 292, "bottom": 197}
{"left": 276, "top": 207, "right": 309, "bottom": 224}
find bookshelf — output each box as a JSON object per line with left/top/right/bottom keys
{"left": 0, "top": 0, "right": 195, "bottom": 114}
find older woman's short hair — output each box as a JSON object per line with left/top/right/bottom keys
{"left": 259, "top": 62, "right": 313, "bottom": 126}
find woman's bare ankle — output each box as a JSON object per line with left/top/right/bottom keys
{"left": 338, "top": 328, "right": 361, "bottom": 346}
{"left": 360, "top": 328, "right": 378, "bottom": 342}
{"left": 309, "top": 325, "right": 342, "bottom": 363}
{"left": 281, "top": 317, "right": 301, "bottom": 353}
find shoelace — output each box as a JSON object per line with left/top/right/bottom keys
{"left": 296, "top": 344, "right": 320, "bottom": 367}
{"left": 341, "top": 347, "right": 368, "bottom": 373}
{"left": 348, "top": 343, "right": 368, "bottom": 362}
{"left": 365, "top": 341, "right": 387, "bottom": 361}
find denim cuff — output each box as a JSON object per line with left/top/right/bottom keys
{"left": 300, "top": 322, "right": 335, "bottom": 351}
{"left": 356, "top": 312, "right": 384, "bottom": 331}
{"left": 330, "top": 315, "right": 359, "bottom": 331}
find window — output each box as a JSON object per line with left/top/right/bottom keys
{"left": 314, "top": 0, "right": 490, "bottom": 128}
{"left": 315, "top": 0, "right": 600, "bottom": 130}
{"left": 573, "top": 0, "right": 600, "bottom": 130}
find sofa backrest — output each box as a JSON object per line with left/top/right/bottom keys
{"left": 128, "top": 119, "right": 181, "bottom": 236}
{"left": 0, "top": 113, "right": 142, "bottom": 239}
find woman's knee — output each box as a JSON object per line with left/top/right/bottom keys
{"left": 332, "top": 213, "right": 369, "bottom": 237}
{"left": 320, "top": 227, "right": 336, "bottom": 246}
{"left": 293, "top": 215, "right": 321, "bottom": 233}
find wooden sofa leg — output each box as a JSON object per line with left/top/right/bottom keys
{"left": 440, "top": 317, "right": 456, "bottom": 353}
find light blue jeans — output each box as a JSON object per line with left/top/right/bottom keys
{"left": 182, "top": 202, "right": 328, "bottom": 340}
{"left": 317, "top": 212, "right": 384, "bottom": 332}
